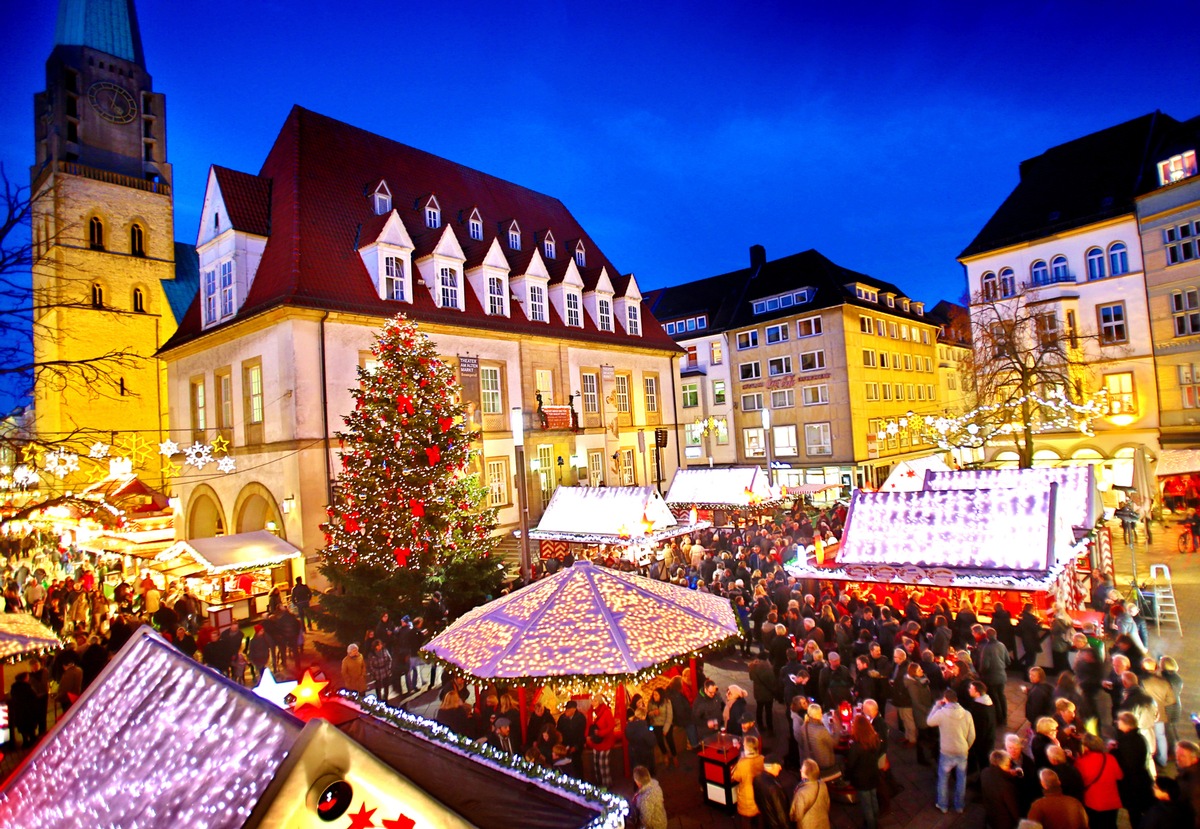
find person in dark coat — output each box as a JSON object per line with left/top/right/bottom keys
{"left": 751, "top": 765, "right": 792, "bottom": 829}
{"left": 1015, "top": 604, "right": 1044, "bottom": 671}
{"left": 967, "top": 680, "right": 998, "bottom": 776}
{"left": 991, "top": 602, "right": 1016, "bottom": 655}
{"left": 749, "top": 657, "right": 779, "bottom": 735}
{"left": 1025, "top": 666, "right": 1056, "bottom": 725}
{"left": 980, "top": 749, "right": 1022, "bottom": 829}
{"left": 8, "top": 672, "right": 39, "bottom": 746}
{"left": 1141, "top": 776, "right": 1189, "bottom": 829}
{"left": 692, "top": 680, "right": 723, "bottom": 743}
{"left": 1114, "top": 711, "right": 1155, "bottom": 828}
{"left": 1046, "top": 745, "right": 1084, "bottom": 802}
{"left": 626, "top": 707, "right": 657, "bottom": 775}
{"left": 556, "top": 701, "right": 587, "bottom": 778}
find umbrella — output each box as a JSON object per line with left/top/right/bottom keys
{"left": 1129, "top": 445, "right": 1156, "bottom": 584}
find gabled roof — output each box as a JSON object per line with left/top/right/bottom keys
{"left": 960, "top": 111, "right": 1199, "bottom": 258}
{"left": 665, "top": 466, "right": 778, "bottom": 507}
{"left": 922, "top": 465, "right": 1103, "bottom": 531}
{"left": 211, "top": 165, "right": 272, "bottom": 237}
{"left": 163, "top": 107, "right": 675, "bottom": 353}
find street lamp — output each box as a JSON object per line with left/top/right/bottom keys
{"left": 760, "top": 407, "right": 773, "bottom": 486}
{"left": 511, "top": 406, "right": 532, "bottom": 584}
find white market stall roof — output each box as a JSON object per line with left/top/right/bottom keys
{"left": 528, "top": 486, "right": 708, "bottom": 544}
{"left": 922, "top": 465, "right": 1103, "bottom": 530}
{"left": 664, "top": 466, "right": 779, "bottom": 508}
{"left": 155, "top": 530, "right": 301, "bottom": 575}
{"left": 1156, "top": 449, "right": 1200, "bottom": 477}
{"left": 0, "top": 613, "right": 62, "bottom": 662}
{"left": 423, "top": 561, "right": 740, "bottom": 684}
{"left": 881, "top": 454, "right": 954, "bottom": 492}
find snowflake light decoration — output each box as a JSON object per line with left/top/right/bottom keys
{"left": 184, "top": 442, "right": 213, "bottom": 470}
{"left": 43, "top": 450, "right": 80, "bottom": 479}
{"left": 88, "top": 442, "right": 110, "bottom": 459}
{"left": 216, "top": 456, "right": 236, "bottom": 474}
{"left": 158, "top": 439, "right": 180, "bottom": 457}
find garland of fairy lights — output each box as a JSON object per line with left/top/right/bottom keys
{"left": 342, "top": 690, "right": 630, "bottom": 829}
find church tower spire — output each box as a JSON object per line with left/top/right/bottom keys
{"left": 54, "top": 0, "right": 146, "bottom": 68}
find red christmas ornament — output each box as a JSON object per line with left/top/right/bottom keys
{"left": 345, "top": 515, "right": 360, "bottom": 533}
{"left": 425, "top": 446, "right": 441, "bottom": 465}
{"left": 438, "top": 417, "right": 454, "bottom": 433}
{"left": 397, "top": 395, "right": 414, "bottom": 415}
{"left": 410, "top": 499, "right": 425, "bottom": 517}
{"left": 393, "top": 547, "right": 411, "bottom": 567}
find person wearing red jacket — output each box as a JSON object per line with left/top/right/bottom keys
{"left": 587, "top": 694, "right": 618, "bottom": 789}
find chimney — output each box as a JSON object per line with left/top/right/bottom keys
{"left": 750, "top": 244, "right": 766, "bottom": 272}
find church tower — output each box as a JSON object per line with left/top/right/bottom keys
{"left": 29, "top": 0, "right": 181, "bottom": 488}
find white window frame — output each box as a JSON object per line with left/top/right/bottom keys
{"left": 860, "top": 315, "right": 873, "bottom": 334}
{"left": 768, "top": 356, "right": 792, "bottom": 376}
{"left": 203, "top": 269, "right": 217, "bottom": 323}
{"left": 805, "top": 422, "right": 832, "bottom": 456}
{"left": 862, "top": 349, "right": 876, "bottom": 367}
{"left": 770, "top": 388, "right": 794, "bottom": 408}
{"left": 799, "top": 350, "right": 826, "bottom": 372}
{"left": 481, "top": 366, "right": 503, "bottom": 415}
{"left": 508, "top": 224, "right": 521, "bottom": 250}
{"left": 439, "top": 266, "right": 459, "bottom": 309}
{"left": 575, "top": 243, "right": 586, "bottom": 267}
{"left": 1098, "top": 302, "right": 1127, "bottom": 345}
{"left": 588, "top": 450, "right": 604, "bottom": 487}
{"left": 797, "top": 316, "right": 822, "bottom": 338}
{"left": 486, "top": 458, "right": 510, "bottom": 507}
{"left": 739, "top": 361, "right": 762, "bottom": 381}
{"left": 1173, "top": 289, "right": 1200, "bottom": 336}
{"left": 626, "top": 304, "right": 641, "bottom": 336}
{"left": 582, "top": 372, "right": 600, "bottom": 413}
{"left": 565, "top": 291, "right": 582, "bottom": 327}
{"left": 598, "top": 298, "right": 613, "bottom": 331}
{"left": 614, "top": 374, "right": 630, "bottom": 413}
{"left": 736, "top": 330, "right": 758, "bottom": 350}
{"left": 710, "top": 342, "right": 723, "bottom": 365}
{"left": 802, "top": 384, "right": 828, "bottom": 406}
{"left": 426, "top": 201, "right": 441, "bottom": 229}
{"left": 544, "top": 236, "right": 556, "bottom": 260}
{"left": 712, "top": 380, "right": 727, "bottom": 405}
{"left": 681, "top": 382, "right": 699, "bottom": 408}
{"left": 773, "top": 424, "right": 798, "bottom": 457}
{"left": 469, "top": 216, "right": 483, "bottom": 241}
{"left": 488, "top": 275, "right": 505, "bottom": 316}
{"left": 620, "top": 448, "right": 636, "bottom": 485}
{"left": 644, "top": 375, "right": 658, "bottom": 413}
{"left": 372, "top": 183, "right": 392, "bottom": 215}
{"left": 865, "top": 382, "right": 879, "bottom": 401}
{"left": 529, "top": 284, "right": 547, "bottom": 322}
{"left": 743, "top": 426, "right": 766, "bottom": 458}
{"left": 219, "top": 259, "right": 235, "bottom": 318}
{"left": 765, "top": 323, "right": 789, "bottom": 344}
{"left": 1180, "top": 364, "right": 1200, "bottom": 409}
{"left": 384, "top": 255, "right": 406, "bottom": 301}
{"left": 741, "top": 392, "right": 763, "bottom": 412}
{"left": 1165, "top": 221, "right": 1199, "bottom": 265}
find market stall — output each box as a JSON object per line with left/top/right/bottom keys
{"left": 423, "top": 560, "right": 740, "bottom": 788}
{"left": 880, "top": 454, "right": 954, "bottom": 492}
{"left": 0, "top": 614, "right": 62, "bottom": 744}
{"left": 0, "top": 626, "right": 628, "bottom": 829}
{"left": 664, "top": 466, "right": 782, "bottom": 525}
{"left": 154, "top": 530, "right": 302, "bottom": 628}
{"left": 528, "top": 486, "right": 709, "bottom": 565}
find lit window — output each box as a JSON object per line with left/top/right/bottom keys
{"left": 1180, "top": 364, "right": 1200, "bottom": 409}
{"left": 741, "top": 393, "right": 763, "bottom": 412}
{"left": 768, "top": 356, "right": 792, "bottom": 376}
{"left": 245, "top": 363, "right": 264, "bottom": 424}
{"left": 481, "top": 366, "right": 502, "bottom": 414}
{"left": 487, "top": 458, "right": 510, "bottom": 507}
{"left": 219, "top": 260, "right": 234, "bottom": 317}
{"left": 597, "top": 298, "right": 612, "bottom": 331}
{"left": 1108, "top": 242, "right": 1129, "bottom": 275}
{"left": 1173, "top": 289, "right": 1200, "bottom": 336}
{"left": 685, "top": 423, "right": 704, "bottom": 446}
{"left": 766, "top": 323, "right": 789, "bottom": 344}
{"left": 1104, "top": 372, "right": 1136, "bottom": 416}
{"left": 1166, "top": 221, "right": 1199, "bottom": 265}
{"left": 682, "top": 382, "right": 699, "bottom": 408}
{"left": 802, "top": 384, "right": 828, "bottom": 405}
{"left": 999, "top": 268, "right": 1016, "bottom": 297}
{"left": 773, "top": 425, "right": 798, "bottom": 456}
{"left": 1086, "top": 247, "right": 1105, "bottom": 280}
{"left": 1036, "top": 313, "right": 1060, "bottom": 350}
{"left": 799, "top": 350, "right": 825, "bottom": 371}
{"left": 1098, "top": 303, "right": 1127, "bottom": 344}
{"left": 1158, "top": 150, "right": 1198, "bottom": 186}
{"left": 529, "top": 284, "right": 546, "bottom": 321}
{"left": 736, "top": 330, "right": 758, "bottom": 350}
{"left": 626, "top": 304, "right": 641, "bottom": 336}
{"left": 713, "top": 380, "right": 726, "bottom": 405}
{"left": 739, "top": 362, "right": 761, "bottom": 380}
{"left": 805, "top": 422, "right": 832, "bottom": 456}
{"left": 743, "top": 427, "right": 765, "bottom": 458}
{"left": 439, "top": 267, "right": 458, "bottom": 308}
{"left": 384, "top": 256, "right": 405, "bottom": 301}
{"left": 710, "top": 342, "right": 723, "bottom": 364}
{"left": 488, "top": 276, "right": 505, "bottom": 315}
{"left": 565, "top": 291, "right": 581, "bottom": 327}
{"left": 582, "top": 372, "right": 599, "bottom": 413}
{"left": 644, "top": 376, "right": 658, "bottom": 412}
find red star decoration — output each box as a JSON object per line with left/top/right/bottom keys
{"left": 425, "top": 445, "right": 441, "bottom": 465}
{"left": 381, "top": 813, "right": 416, "bottom": 829}
{"left": 905, "top": 469, "right": 917, "bottom": 477}
{"left": 345, "top": 803, "right": 377, "bottom": 829}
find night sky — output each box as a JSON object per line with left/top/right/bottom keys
{"left": 2, "top": 1, "right": 1196, "bottom": 353}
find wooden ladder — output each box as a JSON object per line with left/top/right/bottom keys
{"left": 1150, "top": 563, "right": 1183, "bottom": 636}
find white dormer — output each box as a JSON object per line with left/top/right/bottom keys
{"left": 424, "top": 195, "right": 441, "bottom": 229}
{"left": 507, "top": 220, "right": 521, "bottom": 251}
{"left": 583, "top": 265, "right": 616, "bottom": 332}
{"left": 574, "top": 240, "right": 587, "bottom": 268}
{"left": 549, "top": 258, "right": 585, "bottom": 328}
{"left": 415, "top": 226, "right": 467, "bottom": 312}
{"left": 510, "top": 248, "right": 550, "bottom": 323}
{"left": 881, "top": 291, "right": 895, "bottom": 308}
{"left": 357, "top": 210, "right": 415, "bottom": 303}
{"left": 614, "top": 273, "right": 643, "bottom": 337}
{"left": 543, "top": 230, "right": 556, "bottom": 260}
{"left": 372, "top": 180, "right": 392, "bottom": 215}
{"left": 196, "top": 167, "right": 269, "bottom": 329}
{"left": 466, "top": 237, "right": 511, "bottom": 317}
{"left": 912, "top": 301, "right": 925, "bottom": 316}
{"left": 467, "top": 208, "right": 483, "bottom": 242}
{"left": 901, "top": 298, "right": 910, "bottom": 312}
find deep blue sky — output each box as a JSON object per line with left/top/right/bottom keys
{"left": 3, "top": 1, "right": 1197, "bottom": 318}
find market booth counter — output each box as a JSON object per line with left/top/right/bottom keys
{"left": 697, "top": 733, "right": 741, "bottom": 808}
{"left": 154, "top": 530, "right": 302, "bottom": 629}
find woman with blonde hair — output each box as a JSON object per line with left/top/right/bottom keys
{"left": 724, "top": 684, "right": 749, "bottom": 732}
{"left": 730, "top": 735, "right": 765, "bottom": 827}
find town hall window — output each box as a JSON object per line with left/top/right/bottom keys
{"left": 89, "top": 216, "right": 104, "bottom": 250}
{"left": 130, "top": 223, "right": 145, "bottom": 256}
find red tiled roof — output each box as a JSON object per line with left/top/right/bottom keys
{"left": 164, "top": 107, "right": 677, "bottom": 354}
{"left": 211, "top": 166, "right": 272, "bottom": 237}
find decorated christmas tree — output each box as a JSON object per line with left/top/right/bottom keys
{"left": 318, "top": 315, "right": 502, "bottom": 645}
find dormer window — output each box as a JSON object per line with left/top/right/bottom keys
{"left": 598, "top": 297, "right": 613, "bottom": 331}
{"left": 854, "top": 286, "right": 878, "bottom": 303}
{"left": 529, "top": 283, "right": 546, "bottom": 321}
{"left": 901, "top": 298, "right": 910, "bottom": 312}
{"left": 508, "top": 222, "right": 521, "bottom": 251}
{"left": 575, "top": 242, "right": 586, "bottom": 267}
{"left": 488, "top": 276, "right": 505, "bottom": 316}
{"left": 372, "top": 182, "right": 392, "bottom": 215}
{"left": 885, "top": 294, "right": 895, "bottom": 308}
{"left": 1159, "top": 150, "right": 1197, "bottom": 186}
{"left": 439, "top": 266, "right": 459, "bottom": 308}
{"left": 384, "top": 256, "right": 405, "bottom": 300}
{"left": 203, "top": 268, "right": 216, "bottom": 321}
{"left": 219, "top": 260, "right": 235, "bottom": 317}
{"left": 626, "top": 304, "right": 641, "bottom": 336}
{"left": 425, "top": 197, "right": 441, "bottom": 229}
{"left": 544, "top": 231, "right": 556, "bottom": 260}
{"left": 565, "top": 291, "right": 581, "bottom": 327}
{"left": 469, "top": 211, "right": 483, "bottom": 241}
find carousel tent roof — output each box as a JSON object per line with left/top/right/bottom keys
{"left": 664, "top": 466, "right": 775, "bottom": 506}
{"left": 530, "top": 487, "right": 681, "bottom": 537}
{"left": 0, "top": 613, "right": 62, "bottom": 661}
{"left": 881, "top": 454, "right": 953, "bottom": 492}
{"left": 0, "top": 627, "right": 627, "bottom": 829}
{"left": 922, "top": 465, "right": 1103, "bottom": 529}
{"left": 1156, "top": 448, "right": 1200, "bottom": 477}
{"left": 156, "top": 530, "right": 301, "bottom": 574}
{"left": 424, "top": 560, "right": 740, "bottom": 683}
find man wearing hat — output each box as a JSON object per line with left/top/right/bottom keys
{"left": 487, "top": 716, "right": 516, "bottom": 754}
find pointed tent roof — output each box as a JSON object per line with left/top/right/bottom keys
{"left": 55, "top": 0, "right": 145, "bottom": 67}
{"left": 880, "top": 454, "right": 953, "bottom": 492}
{"left": 530, "top": 486, "right": 678, "bottom": 538}
{"left": 664, "top": 466, "right": 778, "bottom": 508}
{"left": 423, "top": 561, "right": 739, "bottom": 684}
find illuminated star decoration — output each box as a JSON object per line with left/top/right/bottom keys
{"left": 292, "top": 670, "right": 329, "bottom": 710}
{"left": 345, "top": 803, "right": 378, "bottom": 829}
{"left": 158, "top": 439, "right": 180, "bottom": 457}
{"left": 88, "top": 442, "right": 110, "bottom": 459}
{"left": 184, "top": 442, "right": 213, "bottom": 469}
{"left": 251, "top": 669, "right": 297, "bottom": 709}
{"left": 119, "top": 433, "right": 155, "bottom": 468}
{"left": 210, "top": 434, "right": 230, "bottom": 454}
{"left": 216, "top": 456, "right": 237, "bottom": 474}
{"left": 161, "top": 459, "right": 182, "bottom": 478}
{"left": 381, "top": 813, "right": 416, "bottom": 829}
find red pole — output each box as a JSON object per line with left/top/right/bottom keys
{"left": 517, "top": 685, "right": 529, "bottom": 747}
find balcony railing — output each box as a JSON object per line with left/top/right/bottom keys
{"left": 1024, "top": 274, "right": 1077, "bottom": 290}
{"left": 34, "top": 160, "right": 171, "bottom": 196}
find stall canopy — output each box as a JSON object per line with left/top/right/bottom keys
{"left": 155, "top": 530, "right": 301, "bottom": 575}
{"left": 1155, "top": 449, "right": 1200, "bottom": 478}
{"left": 528, "top": 486, "right": 706, "bottom": 546}
{"left": 0, "top": 613, "right": 62, "bottom": 662}
{"left": 881, "top": 454, "right": 954, "bottom": 492}
{"left": 0, "top": 627, "right": 627, "bottom": 829}
{"left": 923, "top": 465, "right": 1103, "bottom": 530}
{"left": 664, "top": 466, "right": 779, "bottom": 509}
{"left": 424, "top": 560, "right": 740, "bottom": 686}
